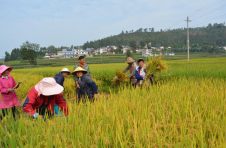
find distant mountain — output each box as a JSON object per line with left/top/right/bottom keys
{"left": 82, "top": 23, "right": 226, "bottom": 49}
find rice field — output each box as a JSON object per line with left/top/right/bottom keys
{"left": 0, "top": 57, "right": 226, "bottom": 147}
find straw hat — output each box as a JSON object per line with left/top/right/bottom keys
{"left": 35, "top": 77, "right": 64, "bottom": 96}
{"left": 72, "top": 67, "right": 87, "bottom": 75}
{"left": 125, "top": 57, "right": 135, "bottom": 63}
{"left": 61, "top": 68, "right": 70, "bottom": 74}
{"left": 0, "top": 65, "right": 12, "bottom": 77}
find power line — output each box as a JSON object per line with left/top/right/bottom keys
{"left": 191, "top": 13, "right": 226, "bottom": 27}
{"left": 188, "top": 0, "right": 223, "bottom": 17}
{"left": 192, "top": 4, "right": 226, "bottom": 21}
{"left": 167, "top": 0, "right": 223, "bottom": 30}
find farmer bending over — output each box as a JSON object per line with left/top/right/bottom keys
{"left": 23, "top": 78, "right": 68, "bottom": 119}
{"left": 73, "top": 56, "right": 91, "bottom": 89}
{"left": 72, "top": 67, "right": 97, "bottom": 103}
{"left": 53, "top": 68, "right": 70, "bottom": 116}
{"left": 122, "top": 57, "right": 137, "bottom": 87}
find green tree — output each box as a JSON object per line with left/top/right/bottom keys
{"left": 115, "top": 45, "right": 123, "bottom": 54}
{"left": 145, "top": 38, "right": 151, "bottom": 48}
{"left": 129, "top": 40, "right": 137, "bottom": 49}
{"left": 5, "top": 51, "right": 10, "bottom": 62}
{"left": 20, "top": 48, "right": 37, "bottom": 68}
{"left": 10, "top": 48, "right": 20, "bottom": 61}
{"left": 140, "top": 41, "right": 145, "bottom": 48}
{"left": 118, "top": 45, "right": 123, "bottom": 50}
{"left": 126, "top": 50, "right": 133, "bottom": 57}
{"left": 47, "top": 45, "right": 57, "bottom": 53}
{"left": 21, "top": 41, "right": 40, "bottom": 52}
{"left": 110, "top": 47, "right": 114, "bottom": 53}
{"left": 20, "top": 41, "right": 38, "bottom": 68}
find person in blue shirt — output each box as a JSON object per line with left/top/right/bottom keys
{"left": 54, "top": 68, "right": 70, "bottom": 115}
{"left": 72, "top": 67, "right": 98, "bottom": 103}
{"left": 135, "top": 58, "right": 147, "bottom": 87}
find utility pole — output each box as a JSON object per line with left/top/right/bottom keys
{"left": 100, "top": 47, "right": 102, "bottom": 63}
{"left": 3, "top": 56, "right": 5, "bottom": 65}
{"left": 185, "top": 16, "right": 191, "bottom": 62}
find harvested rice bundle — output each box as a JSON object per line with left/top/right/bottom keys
{"left": 111, "top": 71, "right": 128, "bottom": 87}
{"left": 146, "top": 56, "right": 168, "bottom": 75}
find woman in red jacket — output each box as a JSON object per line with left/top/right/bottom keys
{"left": 22, "top": 77, "right": 68, "bottom": 119}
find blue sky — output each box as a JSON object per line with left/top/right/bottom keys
{"left": 0, "top": 0, "right": 225, "bottom": 58}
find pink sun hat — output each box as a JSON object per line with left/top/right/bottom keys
{"left": 0, "top": 65, "right": 12, "bottom": 77}
{"left": 35, "top": 77, "right": 64, "bottom": 96}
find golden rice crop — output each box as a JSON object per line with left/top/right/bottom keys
{"left": 0, "top": 58, "right": 226, "bottom": 147}
{"left": 146, "top": 56, "right": 168, "bottom": 75}
{"left": 111, "top": 71, "right": 128, "bottom": 87}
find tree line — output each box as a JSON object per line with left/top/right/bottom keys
{"left": 83, "top": 22, "right": 226, "bottom": 51}
{"left": 4, "top": 22, "right": 226, "bottom": 66}
{"left": 4, "top": 41, "right": 78, "bottom": 66}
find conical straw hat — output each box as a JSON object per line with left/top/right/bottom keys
{"left": 72, "top": 67, "right": 87, "bottom": 75}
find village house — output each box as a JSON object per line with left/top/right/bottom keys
{"left": 122, "top": 46, "right": 131, "bottom": 54}
{"left": 142, "top": 49, "right": 153, "bottom": 57}
{"left": 52, "top": 48, "right": 92, "bottom": 58}
{"left": 95, "top": 47, "right": 108, "bottom": 54}
{"left": 107, "top": 45, "right": 117, "bottom": 50}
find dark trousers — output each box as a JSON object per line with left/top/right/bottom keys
{"left": 37, "top": 98, "right": 53, "bottom": 119}
{"left": 132, "top": 83, "right": 137, "bottom": 88}
{"left": 38, "top": 108, "right": 52, "bottom": 117}
{"left": 1, "top": 107, "right": 16, "bottom": 119}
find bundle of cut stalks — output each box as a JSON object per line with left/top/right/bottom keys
{"left": 146, "top": 56, "right": 168, "bottom": 75}
{"left": 112, "top": 71, "right": 128, "bottom": 87}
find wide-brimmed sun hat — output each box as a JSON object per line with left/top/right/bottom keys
{"left": 0, "top": 65, "right": 12, "bottom": 77}
{"left": 125, "top": 57, "right": 135, "bottom": 63}
{"left": 72, "top": 67, "right": 87, "bottom": 75}
{"left": 61, "top": 68, "right": 70, "bottom": 74}
{"left": 35, "top": 77, "right": 64, "bottom": 96}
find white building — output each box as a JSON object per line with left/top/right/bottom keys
{"left": 142, "top": 49, "right": 153, "bottom": 57}
{"left": 56, "top": 48, "right": 91, "bottom": 58}
{"left": 107, "top": 46, "right": 117, "bottom": 50}
{"left": 169, "top": 53, "right": 175, "bottom": 56}
{"left": 99, "top": 47, "right": 108, "bottom": 54}
{"left": 122, "top": 46, "right": 131, "bottom": 54}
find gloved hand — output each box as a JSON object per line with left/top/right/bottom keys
{"left": 32, "top": 113, "right": 39, "bottom": 118}
{"left": 148, "top": 75, "right": 153, "bottom": 79}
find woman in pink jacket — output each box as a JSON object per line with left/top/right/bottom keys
{"left": 0, "top": 65, "right": 20, "bottom": 119}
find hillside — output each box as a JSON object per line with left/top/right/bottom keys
{"left": 83, "top": 23, "right": 226, "bottom": 49}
